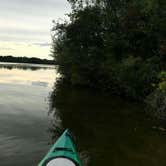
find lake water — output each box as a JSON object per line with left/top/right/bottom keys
{"left": 0, "top": 63, "right": 166, "bottom": 166}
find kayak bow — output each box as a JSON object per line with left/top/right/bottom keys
{"left": 38, "top": 129, "right": 82, "bottom": 166}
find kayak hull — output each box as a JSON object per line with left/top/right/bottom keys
{"left": 38, "top": 129, "right": 82, "bottom": 166}
{"left": 45, "top": 158, "right": 76, "bottom": 166}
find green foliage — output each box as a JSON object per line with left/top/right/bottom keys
{"left": 111, "top": 56, "right": 160, "bottom": 99}
{"left": 53, "top": 6, "right": 105, "bottom": 86}
{"left": 158, "top": 71, "right": 166, "bottom": 92}
{"left": 146, "top": 89, "right": 166, "bottom": 120}
{"left": 146, "top": 71, "right": 166, "bottom": 120}
{"left": 52, "top": 0, "right": 165, "bottom": 100}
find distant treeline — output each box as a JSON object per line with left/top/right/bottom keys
{"left": 0, "top": 56, "right": 55, "bottom": 65}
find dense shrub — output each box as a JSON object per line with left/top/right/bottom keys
{"left": 52, "top": 0, "right": 165, "bottom": 101}
{"left": 146, "top": 72, "right": 166, "bottom": 120}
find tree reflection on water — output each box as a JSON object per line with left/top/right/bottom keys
{"left": 48, "top": 80, "right": 166, "bottom": 166}
{"left": 0, "top": 63, "right": 54, "bottom": 70}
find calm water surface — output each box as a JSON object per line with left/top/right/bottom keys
{"left": 0, "top": 63, "right": 57, "bottom": 166}
{"left": 0, "top": 62, "right": 166, "bottom": 166}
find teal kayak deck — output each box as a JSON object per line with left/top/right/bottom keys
{"left": 38, "top": 129, "right": 82, "bottom": 166}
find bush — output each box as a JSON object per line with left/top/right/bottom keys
{"left": 146, "top": 72, "right": 166, "bottom": 120}
{"left": 52, "top": 0, "right": 165, "bottom": 100}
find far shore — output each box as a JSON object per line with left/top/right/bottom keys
{"left": 0, "top": 56, "right": 56, "bottom": 65}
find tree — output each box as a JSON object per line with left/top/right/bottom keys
{"left": 52, "top": 0, "right": 165, "bottom": 99}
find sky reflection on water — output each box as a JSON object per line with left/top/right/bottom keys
{"left": 0, "top": 63, "right": 58, "bottom": 87}
{"left": 0, "top": 63, "right": 57, "bottom": 166}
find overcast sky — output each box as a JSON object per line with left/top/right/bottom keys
{"left": 0, "top": 0, "right": 71, "bottom": 59}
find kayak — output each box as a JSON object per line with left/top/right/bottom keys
{"left": 38, "top": 129, "right": 82, "bottom": 166}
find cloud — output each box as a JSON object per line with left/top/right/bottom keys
{"left": 32, "top": 81, "right": 48, "bottom": 87}
{"left": 0, "top": 41, "right": 52, "bottom": 59}
{"left": 0, "top": 47, "right": 15, "bottom": 50}
{"left": 33, "top": 42, "right": 51, "bottom": 47}
{"left": 0, "top": 0, "right": 71, "bottom": 58}
{"left": 0, "top": 0, "right": 71, "bottom": 21}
